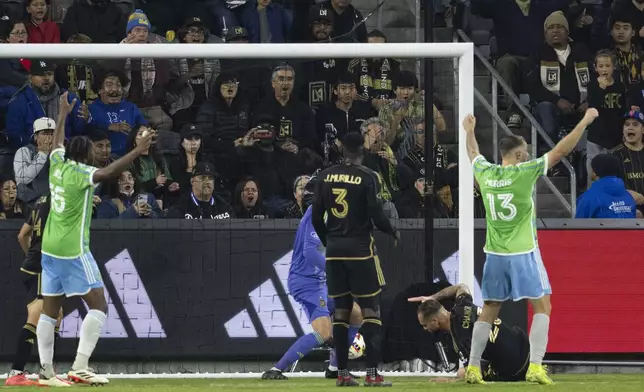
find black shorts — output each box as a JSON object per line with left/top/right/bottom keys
{"left": 326, "top": 256, "right": 386, "bottom": 298}
{"left": 22, "top": 272, "right": 42, "bottom": 304}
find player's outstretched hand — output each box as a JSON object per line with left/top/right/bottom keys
{"left": 582, "top": 108, "right": 599, "bottom": 124}
{"left": 462, "top": 114, "right": 476, "bottom": 133}
{"left": 407, "top": 295, "right": 433, "bottom": 303}
{"left": 58, "top": 92, "right": 77, "bottom": 117}
{"left": 135, "top": 130, "right": 155, "bottom": 153}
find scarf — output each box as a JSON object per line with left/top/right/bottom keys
{"left": 124, "top": 58, "right": 156, "bottom": 96}
{"left": 66, "top": 61, "right": 98, "bottom": 103}
{"left": 515, "top": 0, "right": 531, "bottom": 16}
{"left": 35, "top": 83, "right": 61, "bottom": 119}
{"left": 615, "top": 45, "right": 642, "bottom": 86}
{"left": 178, "top": 58, "right": 220, "bottom": 99}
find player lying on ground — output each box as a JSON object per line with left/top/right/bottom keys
{"left": 410, "top": 284, "right": 531, "bottom": 382}
{"left": 460, "top": 109, "right": 599, "bottom": 385}
{"left": 36, "top": 92, "right": 155, "bottom": 387}
{"left": 311, "top": 132, "right": 400, "bottom": 387}
{"left": 5, "top": 194, "right": 64, "bottom": 387}
{"left": 262, "top": 171, "right": 363, "bottom": 380}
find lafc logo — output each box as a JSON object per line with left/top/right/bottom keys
{"left": 319, "top": 9, "right": 327, "bottom": 16}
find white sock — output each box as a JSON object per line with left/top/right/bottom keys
{"left": 529, "top": 313, "right": 550, "bottom": 365}
{"left": 71, "top": 309, "right": 106, "bottom": 371}
{"left": 328, "top": 365, "right": 338, "bottom": 371}
{"left": 37, "top": 314, "right": 57, "bottom": 370}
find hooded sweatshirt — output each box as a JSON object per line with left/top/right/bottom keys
{"left": 576, "top": 176, "right": 636, "bottom": 218}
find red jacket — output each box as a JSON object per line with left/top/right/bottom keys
{"left": 27, "top": 20, "right": 61, "bottom": 43}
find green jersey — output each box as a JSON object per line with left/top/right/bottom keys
{"left": 473, "top": 154, "right": 548, "bottom": 255}
{"left": 42, "top": 148, "right": 98, "bottom": 259}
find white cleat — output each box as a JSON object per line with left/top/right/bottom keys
{"left": 67, "top": 368, "right": 110, "bottom": 386}
{"left": 38, "top": 375, "right": 73, "bottom": 387}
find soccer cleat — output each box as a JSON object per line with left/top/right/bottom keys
{"left": 38, "top": 375, "right": 72, "bottom": 387}
{"left": 5, "top": 372, "right": 40, "bottom": 387}
{"left": 325, "top": 369, "right": 361, "bottom": 379}
{"left": 364, "top": 374, "right": 392, "bottom": 387}
{"left": 526, "top": 363, "right": 554, "bottom": 385}
{"left": 336, "top": 375, "right": 360, "bottom": 387}
{"left": 67, "top": 368, "right": 110, "bottom": 385}
{"left": 261, "top": 369, "right": 288, "bottom": 380}
{"left": 465, "top": 365, "right": 486, "bottom": 384}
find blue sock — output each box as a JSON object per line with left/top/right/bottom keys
{"left": 275, "top": 332, "right": 325, "bottom": 371}
{"left": 330, "top": 325, "right": 361, "bottom": 368}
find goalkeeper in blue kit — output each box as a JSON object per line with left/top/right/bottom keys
{"left": 262, "top": 172, "right": 363, "bottom": 380}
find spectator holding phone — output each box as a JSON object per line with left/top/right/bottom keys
{"left": 611, "top": 109, "right": 644, "bottom": 216}
{"left": 96, "top": 170, "right": 163, "bottom": 219}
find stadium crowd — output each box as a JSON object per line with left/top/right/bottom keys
{"left": 0, "top": 0, "right": 460, "bottom": 220}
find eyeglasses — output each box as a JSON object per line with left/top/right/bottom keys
{"left": 187, "top": 28, "right": 205, "bottom": 36}
{"left": 10, "top": 31, "right": 27, "bottom": 37}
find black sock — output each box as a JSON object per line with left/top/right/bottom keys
{"left": 11, "top": 324, "right": 37, "bottom": 372}
{"left": 361, "top": 319, "right": 383, "bottom": 369}
{"left": 333, "top": 322, "right": 350, "bottom": 370}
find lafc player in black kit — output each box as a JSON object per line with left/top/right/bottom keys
{"left": 311, "top": 132, "right": 399, "bottom": 387}
{"left": 410, "top": 284, "right": 531, "bottom": 382}
{"left": 5, "top": 194, "right": 62, "bottom": 387}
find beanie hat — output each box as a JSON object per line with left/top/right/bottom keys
{"left": 126, "top": 9, "right": 151, "bottom": 34}
{"left": 544, "top": 11, "right": 569, "bottom": 33}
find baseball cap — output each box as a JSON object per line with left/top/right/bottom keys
{"left": 309, "top": 4, "right": 334, "bottom": 24}
{"left": 192, "top": 162, "right": 216, "bottom": 178}
{"left": 624, "top": 109, "right": 644, "bottom": 125}
{"left": 30, "top": 60, "right": 56, "bottom": 76}
{"left": 225, "top": 26, "right": 248, "bottom": 41}
{"left": 184, "top": 17, "right": 206, "bottom": 29}
{"left": 180, "top": 124, "right": 202, "bottom": 140}
{"left": 33, "top": 117, "right": 56, "bottom": 133}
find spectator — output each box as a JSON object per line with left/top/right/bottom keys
{"left": 231, "top": 177, "right": 268, "bottom": 218}
{"left": 253, "top": 64, "right": 316, "bottom": 151}
{"left": 61, "top": 0, "right": 126, "bottom": 43}
{"left": 117, "top": 9, "right": 194, "bottom": 134}
{"left": 566, "top": 1, "right": 599, "bottom": 49}
{"left": 348, "top": 30, "right": 402, "bottom": 108}
{"left": 195, "top": 72, "right": 251, "bottom": 185}
{"left": 284, "top": 174, "right": 310, "bottom": 218}
{"left": 471, "top": 0, "right": 567, "bottom": 128}
{"left": 240, "top": 0, "right": 291, "bottom": 43}
{"left": 96, "top": 170, "right": 163, "bottom": 219}
{"left": 168, "top": 124, "right": 206, "bottom": 199}
{"left": 395, "top": 176, "right": 426, "bottom": 219}
{"left": 167, "top": 161, "right": 234, "bottom": 219}
{"left": 0, "top": 19, "right": 29, "bottom": 88}
{"left": 528, "top": 11, "right": 591, "bottom": 145}
{"left": 13, "top": 117, "right": 53, "bottom": 205}
{"left": 0, "top": 176, "right": 23, "bottom": 219}
{"left": 6, "top": 60, "right": 85, "bottom": 149}
{"left": 235, "top": 117, "right": 300, "bottom": 217}
{"left": 611, "top": 0, "right": 644, "bottom": 49}
{"left": 316, "top": 71, "right": 374, "bottom": 163}
{"left": 611, "top": 109, "right": 644, "bottom": 214}
{"left": 576, "top": 154, "right": 637, "bottom": 218}
{"left": 88, "top": 69, "right": 147, "bottom": 157}
{"left": 86, "top": 127, "right": 113, "bottom": 197}
{"left": 296, "top": 4, "right": 342, "bottom": 111}
{"left": 54, "top": 34, "right": 99, "bottom": 104}
{"left": 174, "top": 17, "right": 222, "bottom": 125}
{"left": 610, "top": 14, "right": 642, "bottom": 93}
{"left": 321, "top": 0, "right": 367, "bottom": 43}
{"left": 25, "top": 0, "right": 60, "bottom": 43}
{"left": 126, "top": 126, "right": 177, "bottom": 206}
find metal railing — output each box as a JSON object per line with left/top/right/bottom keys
{"left": 454, "top": 29, "right": 576, "bottom": 216}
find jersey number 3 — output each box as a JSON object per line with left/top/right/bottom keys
{"left": 50, "top": 185, "right": 66, "bottom": 214}
{"left": 487, "top": 193, "right": 517, "bottom": 221}
{"left": 331, "top": 188, "right": 348, "bottom": 219}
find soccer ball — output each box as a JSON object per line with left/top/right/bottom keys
{"left": 348, "top": 333, "right": 366, "bottom": 360}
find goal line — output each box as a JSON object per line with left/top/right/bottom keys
{"left": 3, "top": 371, "right": 457, "bottom": 379}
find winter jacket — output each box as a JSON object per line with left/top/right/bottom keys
{"left": 320, "top": 0, "right": 367, "bottom": 43}
{"left": 88, "top": 99, "right": 148, "bottom": 157}
{"left": 61, "top": 0, "right": 126, "bottom": 43}
{"left": 241, "top": 0, "right": 291, "bottom": 43}
{"left": 0, "top": 59, "right": 28, "bottom": 88}
{"left": 252, "top": 95, "right": 316, "bottom": 150}
{"left": 27, "top": 20, "right": 60, "bottom": 43}
{"left": 315, "top": 100, "right": 374, "bottom": 144}
{"left": 576, "top": 176, "right": 636, "bottom": 218}
{"left": 96, "top": 192, "right": 163, "bottom": 219}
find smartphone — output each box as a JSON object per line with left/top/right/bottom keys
{"left": 137, "top": 194, "right": 147, "bottom": 205}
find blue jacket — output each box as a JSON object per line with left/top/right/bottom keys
{"left": 6, "top": 85, "right": 84, "bottom": 149}
{"left": 0, "top": 86, "right": 17, "bottom": 113}
{"left": 576, "top": 176, "right": 636, "bottom": 219}
{"left": 241, "top": 0, "right": 291, "bottom": 43}
{"left": 88, "top": 99, "right": 147, "bottom": 157}
{"left": 96, "top": 193, "right": 162, "bottom": 219}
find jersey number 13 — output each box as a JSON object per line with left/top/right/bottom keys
{"left": 486, "top": 193, "right": 517, "bottom": 221}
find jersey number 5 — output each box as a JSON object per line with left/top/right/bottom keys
{"left": 50, "top": 184, "right": 66, "bottom": 214}
{"left": 487, "top": 193, "right": 517, "bottom": 221}
{"left": 331, "top": 188, "right": 348, "bottom": 219}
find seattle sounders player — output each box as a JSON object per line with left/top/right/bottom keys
{"left": 37, "top": 92, "right": 154, "bottom": 387}
{"left": 462, "top": 109, "right": 598, "bottom": 385}
{"left": 262, "top": 172, "right": 363, "bottom": 380}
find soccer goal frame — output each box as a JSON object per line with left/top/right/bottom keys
{"left": 6, "top": 42, "right": 475, "bottom": 291}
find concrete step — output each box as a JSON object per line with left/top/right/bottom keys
{"left": 351, "top": 0, "right": 413, "bottom": 11}
{"left": 380, "top": 27, "right": 454, "bottom": 43}
{"left": 537, "top": 176, "right": 572, "bottom": 194}
{"left": 536, "top": 193, "right": 573, "bottom": 213}
{"left": 364, "top": 9, "right": 416, "bottom": 29}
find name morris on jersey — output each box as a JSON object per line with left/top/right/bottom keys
{"left": 485, "top": 179, "right": 513, "bottom": 188}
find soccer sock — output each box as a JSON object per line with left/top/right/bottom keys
{"left": 468, "top": 321, "right": 492, "bottom": 368}
{"left": 361, "top": 318, "right": 383, "bottom": 370}
{"left": 274, "top": 332, "right": 325, "bottom": 371}
{"left": 329, "top": 324, "right": 360, "bottom": 369}
{"left": 11, "top": 324, "right": 37, "bottom": 373}
{"left": 71, "top": 309, "right": 106, "bottom": 371}
{"left": 333, "top": 322, "right": 350, "bottom": 370}
{"left": 36, "top": 315, "right": 57, "bottom": 370}
{"left": 529, "top": 313, "right": 550, "bottom": 365}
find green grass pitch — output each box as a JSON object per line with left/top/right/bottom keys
{"left": 3, "top": 375, "right": 643, "bottom": 391}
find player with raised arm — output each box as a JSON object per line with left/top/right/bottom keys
{"left": 262, "top": 171, "right": 363, "bottom": 381}
{"left": 311, "top": 132, "right": 399, "bottom": 387}
{"left": 460, "top": 109, "right": 599, "bottom": 385}
{"left": 37, "top": 92, "right": 154, "bottom": 387}
{"left": 409, "top": 284, "right": 531, "bottom": 383}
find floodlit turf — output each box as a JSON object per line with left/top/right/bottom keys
{"left": 4, "top": 375, "right": 644, "bottom": 391}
